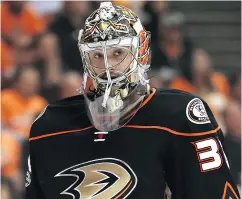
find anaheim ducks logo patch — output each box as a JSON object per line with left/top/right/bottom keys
{"left": 55, "top": 158, "right": 137, "bottom": 199}
{"left": 186, "top": 98, "right": 210, "bottom": 124}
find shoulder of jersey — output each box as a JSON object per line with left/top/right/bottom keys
{"left": 152, "top": 88, "right": 201, "bottom": 116}
{"left": 30, "top": 95, "right": 88, "bottom": 139}
{"left": 142, "top": 88, "right": 215, "bottom": 134}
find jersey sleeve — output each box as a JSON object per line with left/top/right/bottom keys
{"left": 25, "top": 146, "right": 46, "bottom": 199}
{"left": 164, "top": 97, "right": 241, "bottom": 199}
{"left": 26, "top": 107, "right": 48, "bottom": 199}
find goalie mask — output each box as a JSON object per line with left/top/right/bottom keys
{"left": 77, "top": 2, "right": 151, "bottom": 131}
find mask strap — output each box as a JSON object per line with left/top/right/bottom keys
{"left": 102, "top": 81, "right": 113, "bottom": 108}
{"left": 76, "top": 71, "right": 88, "bottom": 94}
{"left": 83, "top": 72, "right": 88, "bottom": 89}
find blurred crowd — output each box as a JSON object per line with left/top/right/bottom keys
{"left": 1, "top": 1, "right": 241, "bottom": 199}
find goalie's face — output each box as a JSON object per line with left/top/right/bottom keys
{"left": 79, "top": 39, "right": 148, "bottom": 132}
{"left": 85, "top": 45, "right": 135, "bottom": 81}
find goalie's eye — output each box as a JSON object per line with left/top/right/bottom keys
{"left": 113, "top": 49, "right": 124, "bottom": 57}
{"left": 94, "top": 52, "right": 104, "bottom": 59}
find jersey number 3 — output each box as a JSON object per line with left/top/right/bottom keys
{"left": 192, "top": 138, "right": 223, "bottom": 172}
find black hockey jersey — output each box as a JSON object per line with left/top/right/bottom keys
{"left": 26, "top": 88, "right": 240, "bottom": 199}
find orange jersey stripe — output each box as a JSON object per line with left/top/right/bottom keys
{"left": 30, "top": 124, "right": 220, "bottom": 141}
{"left": 114, "top": 180, "right": 133, "bottom": 199}
{"left": 29, "top": 126, "right": 93, "bottom": 141}
{"left": 124, "top": 125, "right": 221, "bottom": 137}
{"left": 222, "top": 181, "right": 240, "bottom": 199}
{"left": 141, "top": 88, "right": 156, "bottom": 108}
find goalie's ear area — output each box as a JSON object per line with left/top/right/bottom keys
{"left": 185, "top": 98, "right": 220, "bottom": 133}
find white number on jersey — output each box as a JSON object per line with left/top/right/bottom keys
{"left": 192, "top": 138, "right": 223, "bottom": 172}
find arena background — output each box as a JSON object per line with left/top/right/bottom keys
{"left": 1, "top": 1, "right": 241, "bottom": 198}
